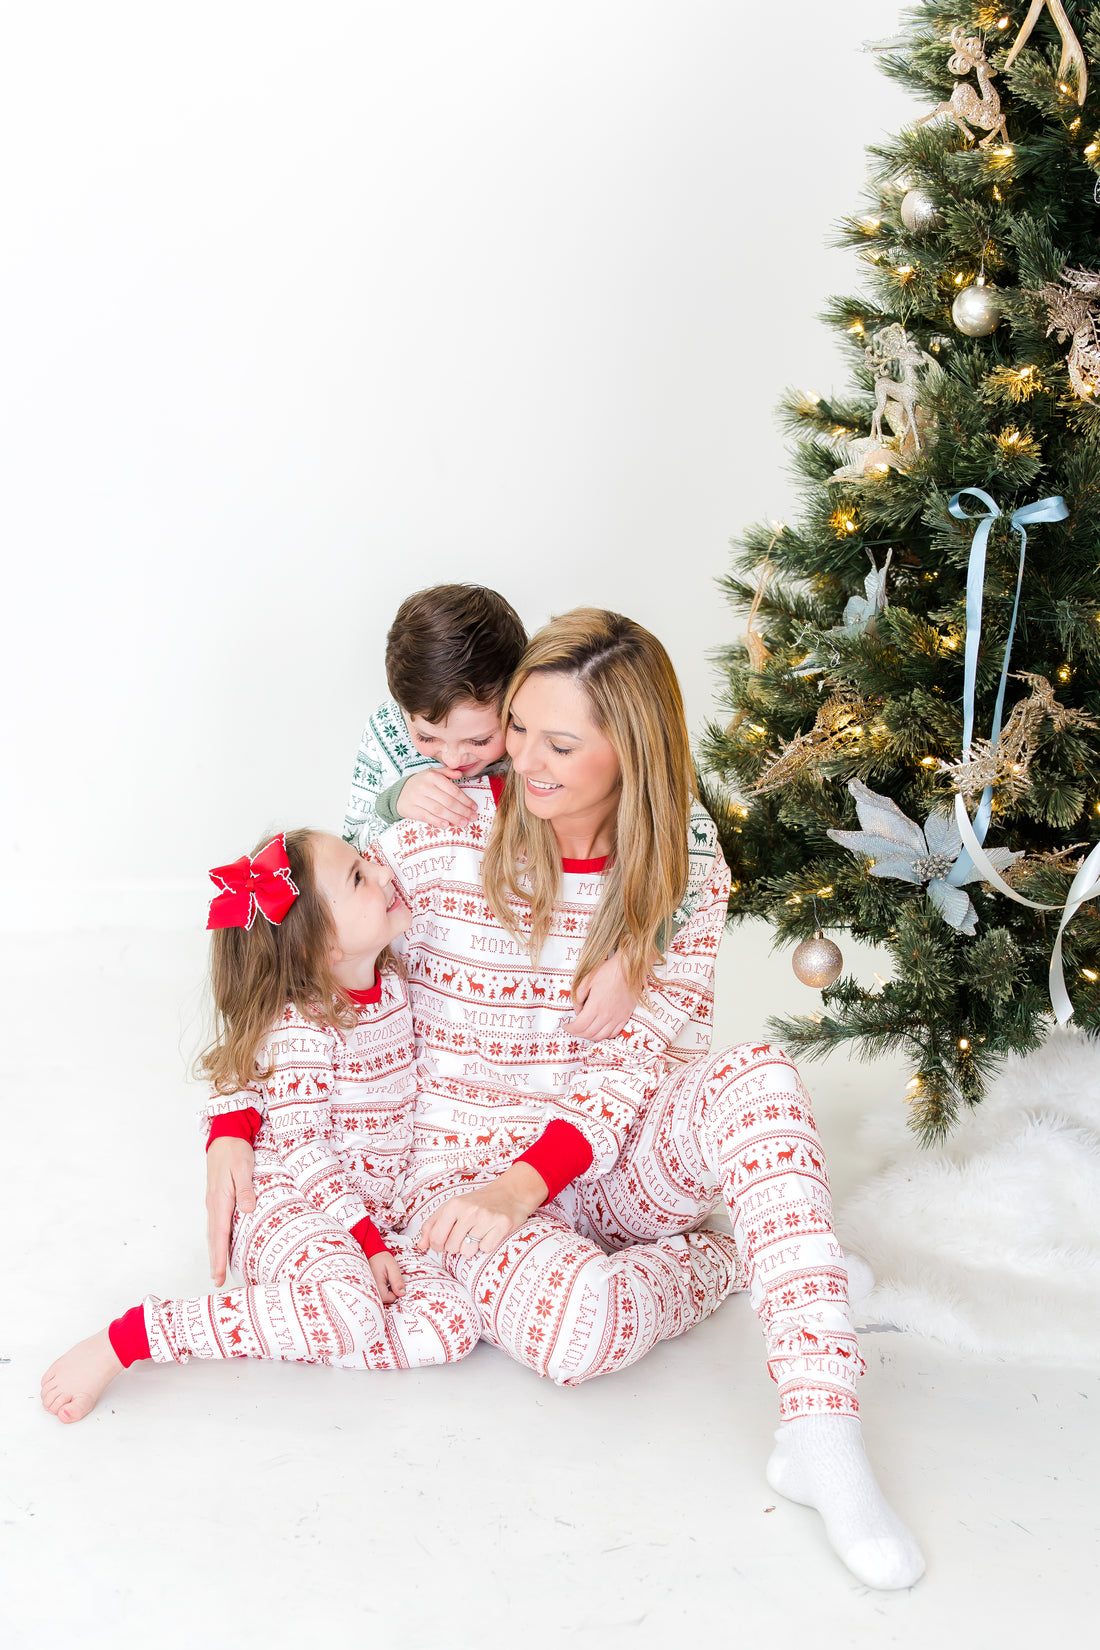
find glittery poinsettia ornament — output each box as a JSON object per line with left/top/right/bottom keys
{"left": 827, "top": 779, "right": 1021, "bottom": 936}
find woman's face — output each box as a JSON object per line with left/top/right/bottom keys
{"left": 506, "top": 672, "right": 622, "bottom": 829}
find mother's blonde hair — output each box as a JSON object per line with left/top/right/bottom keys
{"left": 482, "top": 608, "right": 693, "bottom": 998}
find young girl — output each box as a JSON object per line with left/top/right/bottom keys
{"left": 41, "top": 829, "right": 481, "bottom": 1423}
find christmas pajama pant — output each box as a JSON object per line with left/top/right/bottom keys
{"left": 404, "top": 1043, "right": 864, "bottom": 1416}
{"left": 142, "top": 1160, "right": 482, "bottom": 1371}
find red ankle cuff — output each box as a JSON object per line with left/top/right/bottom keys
{"left": 108, "top": 1304, "right": 151, "bottom": 1367}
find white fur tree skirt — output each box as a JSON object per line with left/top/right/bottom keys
{"left": 837, "top": 1028, "right": 1100, "bottom": 1363}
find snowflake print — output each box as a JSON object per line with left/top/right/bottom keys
{"left": 763, "top": 1104, "right": 780, "bottom": 1121}
{"left": 739, "top": 1111, "right": 756, "bottom": 1129}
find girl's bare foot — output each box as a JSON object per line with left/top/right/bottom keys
{"left": 41, "top": 1330, "right": 123, "bottom": 1423}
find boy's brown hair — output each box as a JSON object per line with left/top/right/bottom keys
{"left": 199, "top": 829, "right": 397, "bottom": 1095}
{"left": 385, "top": 584, "right": 527, "bottom": 722}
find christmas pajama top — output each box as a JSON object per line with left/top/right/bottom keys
{"left": 368, "top": 776, "right": 725, "bottom": 1209}
{"left": 203, "top": 972, "right": 419, "bottom": 1257}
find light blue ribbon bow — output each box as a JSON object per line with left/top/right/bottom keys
{"left": 945, "top": 488, "right": 1069, "bottom": 884}
{"left": 943, "top": 488, "right": 1100, "bottom": 1024}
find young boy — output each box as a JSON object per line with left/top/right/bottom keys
{"left": 342, "top": 581, "right": 718, "bottom": 1039}
{"left": 343, "top": 584, "right": 525, "bottom": 848}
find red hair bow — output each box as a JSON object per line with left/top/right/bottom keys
{"left": 206, "top": 834, "right": 300, "bottom": 931}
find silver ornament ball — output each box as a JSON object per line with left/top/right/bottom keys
{"left": 952, "top": 283, "right": 1003, "bottom": 337}
{"left": 899, "top": 188, "right": 942, "bottom": 234}
{"left": 792, "top": 932, "right": 844, "bottom": 990}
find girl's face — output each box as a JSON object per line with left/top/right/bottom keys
{"left": 506, "top": 672, "right": 622, "bottom": 828}
{"left": 406, "top": 698, "right": 507, "bottom": 776}
{"left": 310, "top": 834, "right": 411, "bottom": 962}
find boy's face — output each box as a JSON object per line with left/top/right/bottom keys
{"left": 406, "top": 698, "right": 507, "bottom": 777}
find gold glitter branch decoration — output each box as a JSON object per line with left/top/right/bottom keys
{"left": 1037, "top": 267, "right": 1100, "bottom": 398}
{"left": 938, "top": 672, "right": 1098, "bottom": 802}
{"left": 752, "top": 693, "right": 874, "bottom": 794}
{"left": 743, "top": 526, "right": 783, "bottom": 675}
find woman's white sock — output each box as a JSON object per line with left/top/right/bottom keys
{"left": 765, "top": 1414, "right": 925, "bottom": 1590}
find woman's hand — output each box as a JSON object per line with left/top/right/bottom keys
{"left": 205, "top": 1138, "right": 257, "bottom": 1285}
{"left": 564, "top": 951, "right": 637, "bottom": 1041}
{"left": 397, "top": 769, "right": 477, "bottom": 827}
{"left": 369, "top": 1251, "right": 406, "bottom": 1304}
{"left": 414, "top": 1163, "right": 547, "bottom": 1256}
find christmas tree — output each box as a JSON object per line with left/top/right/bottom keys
{"left": 701, "top": 1, "right": 1100, "bottom": 1138}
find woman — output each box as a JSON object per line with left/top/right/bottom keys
{"left": 207, "top": 609, "right": 923, "bottom": 1590}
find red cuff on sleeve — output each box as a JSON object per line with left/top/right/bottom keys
{"left": 351, "top": 1215, "right": 391, "bottom": 1260}
{"left": 515, "top": 1119, "right": 594, "bottom": 1203}
{"left": 108, "top": 1304, "right": 151, "bottom": 1368}
{"left": 206, "top": 1107, "right": 263, "bottom": 1152}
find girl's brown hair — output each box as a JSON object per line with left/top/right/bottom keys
{"left": 481, "top": 608, "right": 693, "bottom": 1000}
{"left": 199, "top": 829, "right": 394, "bottom": 1096}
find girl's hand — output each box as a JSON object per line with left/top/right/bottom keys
{"left": 396, "top": 769, "right": 477, "bottom": 826}
{"left": 205, "top": 1138, "right": 257, "bottom": 1285}
{"left": 369, "top": 1251, "right": 406, "bottom": 1304}
{"left": 415, "top": 1163, "right": 547, "bottom": 1256}
{"left": 564, "top": 951, "right": 637, "bottom": 1041}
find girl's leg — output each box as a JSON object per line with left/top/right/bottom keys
{"left": 41, "top": 1173, "right": 480, "bottom": 1422}
{"left": 403, "top": 1197, "right": 738, "bottom": 1385}
{"left": 145, "top": 1173, "right": 479, "bottom": 1370}
{"left": 574, "top": 1043, "right": 923, "bottom": 1590}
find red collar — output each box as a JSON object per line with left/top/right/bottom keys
{"left": 488, "top": 773, "right": 609, "bottom": 873}
{"left": 346, "top": 973, "right": 382, "bottom": 1005}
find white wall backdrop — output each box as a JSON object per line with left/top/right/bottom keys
{"left": 2, "top": 1, "right": 913, "bottom": 928}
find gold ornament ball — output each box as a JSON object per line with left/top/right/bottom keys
{"left": 899, "top": 188, "right": 942, "bottom": 233}
{"left": 792, "top": 932, "right": 844, "bottom": 989}
{"left": 952, "top": 283, "right": 1003, "bottom": 337}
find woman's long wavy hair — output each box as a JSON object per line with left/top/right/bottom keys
{"left": 482, "top": 609, "right": 693, "bottom": 999}
{"left": 198, "top": 829, "right": 394, "bottom": 1096}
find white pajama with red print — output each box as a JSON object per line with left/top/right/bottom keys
{"left": 146, "top": 975, "right": 480, "bottom": 1370}
{"left": 372, "top": 781, "right": 863, "bottom": 1415}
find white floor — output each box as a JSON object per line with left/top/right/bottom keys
{"left": 3, "top": 925, "right": 1097, "bottom": 1648}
